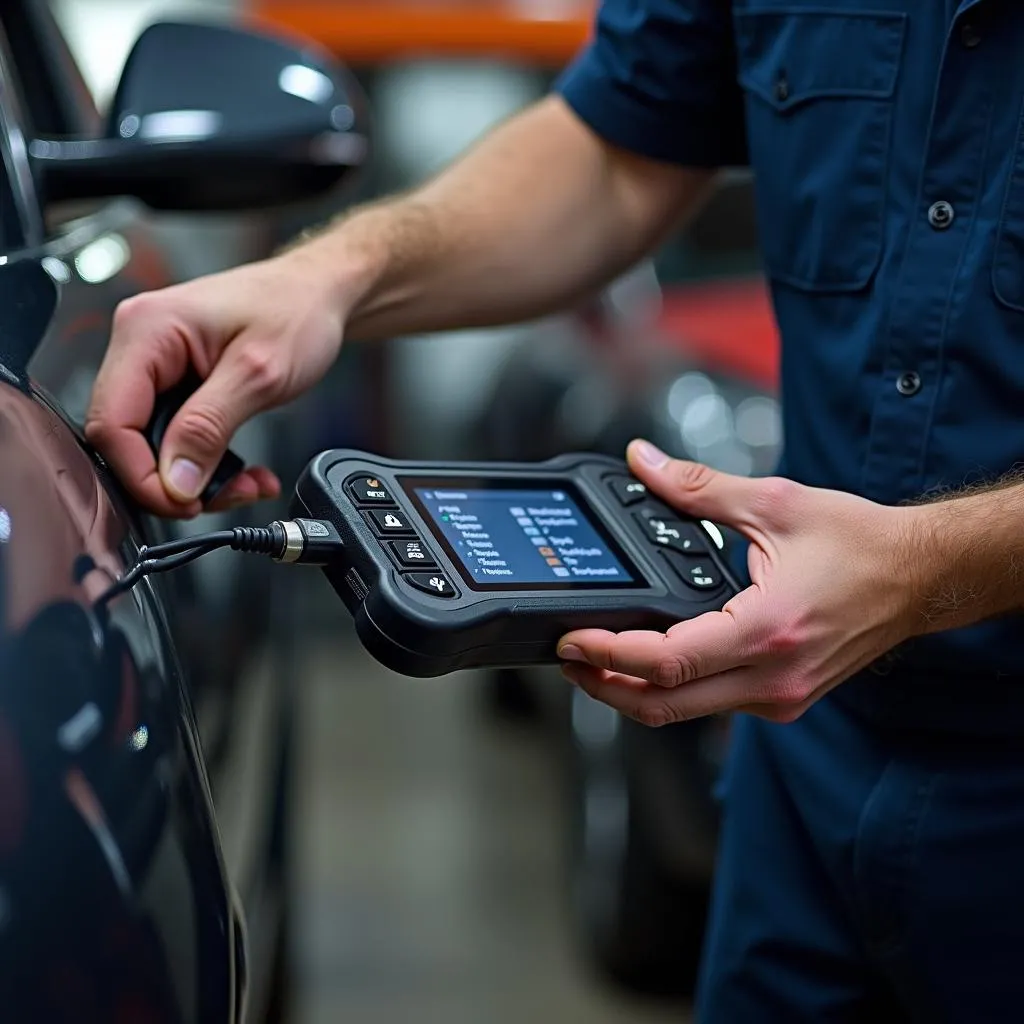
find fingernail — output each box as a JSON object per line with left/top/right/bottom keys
{"left": 633, "top": 440, "right": 669, "bottom": 468}
{"left": 167, "top": 458, "right": 203, "bottom": 500}
{"left": 558, "top": 644, "right": 586, "bottom": 663}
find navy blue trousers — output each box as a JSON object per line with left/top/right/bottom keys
{"left": 695, "top": 695, "right": 1024, "bottom": 1023}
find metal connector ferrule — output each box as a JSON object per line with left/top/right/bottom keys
{"left": 276, "top": 520, "right": 305, "bottom": 563}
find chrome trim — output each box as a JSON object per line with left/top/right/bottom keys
{"left": 276, "top": 520, "right": 304, "bottom": 564}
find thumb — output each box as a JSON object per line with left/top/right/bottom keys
{"left": 626, "top": 439, "right": 764, "bottom": 527}
{"left": 159, "top": 348, "right": 277, "bottom": 501}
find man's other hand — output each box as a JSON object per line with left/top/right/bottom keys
{"left": 558, "top": 440, "right": 926, "bottom": 726}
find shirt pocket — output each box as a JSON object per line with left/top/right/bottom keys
{"left": 734, "top": 7, "right": 906, "bottom": 292}
{"left": 992, "top": 107, "right": 1024, "bottom": 312}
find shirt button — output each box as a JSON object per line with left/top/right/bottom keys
{"left": 960, "top": 22, "right": 981, "bottom": 48}
{"left": 896, "top": 371, "right": 922, "bottom": 397}
{"left": 775, "top": 71, "right": 789, "bottom": 102}
{"left": 928, "top": 200, "right": 955, "bottom": 230}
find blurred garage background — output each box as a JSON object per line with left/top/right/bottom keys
{"left": 47, "top": 2, "right": 779, "bottom": 1021}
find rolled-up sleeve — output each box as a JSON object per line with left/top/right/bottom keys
{"left": 555, "top": 0, "right": 747, "bottom": 167}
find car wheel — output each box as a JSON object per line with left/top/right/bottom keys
{"left": 565, "top": 688, "right": 708, "bottom": 996}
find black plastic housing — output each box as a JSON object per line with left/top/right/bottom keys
{"left": 292, "top": 450, "right": 740, "bottom": 678}
{"left": 143, "top": 369, "right": 245, "bottom": 507}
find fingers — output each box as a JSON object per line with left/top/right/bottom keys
{"left": 86, "top": 295, "right": 195, "bottom": 513}
{"left": 89, "top": 349, "right": 281, "bottom": 517}
{"left": 625, "top": 439, "right": 793, "bottom": 531}
{"left": 157, "top": 343, "right": 286, "bottom": 503}
{"left": 562, "top": 663, "right": 758, "bottom": 727}
{"left": 558, "top": 609, "right": 750, "bottom": 688}
{"left": 204, "top": 466, "right": 282, "bottom": 513}
{"left": 96, "top": 429, "right": 205, "bottom": 518}
{"left": 87, "top": 295, "right": 282, "bottom": 519}
{"left": 87, "top": 282, "right": 290, "bottom": 511}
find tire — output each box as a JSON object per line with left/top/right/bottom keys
{"left": 565, "top": 689, "right": 709, "bottom": 996}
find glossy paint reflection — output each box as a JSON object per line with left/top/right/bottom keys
{"left": 0, "top": 279, "right": 239, "bottom": 1022}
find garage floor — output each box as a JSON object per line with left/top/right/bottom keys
{"left": 291, "top": 624, "right": 691, "bottom": 1023}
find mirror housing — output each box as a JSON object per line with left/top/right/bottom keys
{"left": 29, "top": 21, "right": 369, "bottom": 212}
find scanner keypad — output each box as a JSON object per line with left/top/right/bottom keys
{"left": 605, "top": 473, "right": 725, "bottom": 594}
{"left": 343, "top": 473, "right": 453, "bottom": 596}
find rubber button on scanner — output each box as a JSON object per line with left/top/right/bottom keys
{"left": 346, "top": 474, "right": 393, "bottom": 505}
{"left": 405, "top": 572, "right": 457, "bottom": 599}
{"left": 390, "top": 539, "right": 436, "bottom": 567}
{"left": 662, "top": 551, "right": 723, "bottom": 591}
{"left": 367, "top": 508, "right": 415, "bottom": 535}
{"left": 637, "top": 514, "right": 709, "bottom": 555}
{"left": 635, "top": 499, "right": 677, "bottom": 521}
{"left": 607, "top": 476, "right": 649, "bottom": 506}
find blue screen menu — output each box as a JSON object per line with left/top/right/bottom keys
{"left": 410, "top": 485, "right": 636, "bottom": 589}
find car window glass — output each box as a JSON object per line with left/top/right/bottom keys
{"left": 2, "top": 0, "right": 99, "bottom": 138}
{"left": 0, "top": 5, "right": 99, "bottom": 241}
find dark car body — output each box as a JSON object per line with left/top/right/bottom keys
{"left": 1, "top": 309, "right": 244, "bottom": 1019}
{"left": 0, "top": 4, "right": 365, "bottom": 1020}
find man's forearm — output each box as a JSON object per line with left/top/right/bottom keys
{"left": 293, "top": 96, "right": 715, "bottom": 341}
{"left": 906, "top": 477, "right": 1024, "bottom": 635}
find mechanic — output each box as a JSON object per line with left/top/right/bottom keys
{"left": 87, "top": 0, "right": 1024, "bottom": 1019}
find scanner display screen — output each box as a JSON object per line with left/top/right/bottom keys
{"left": 402, "top": 478, "right": 641, "bottom": 591}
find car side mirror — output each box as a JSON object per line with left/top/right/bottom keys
{"left": 28, "top": 21, "right": 368, "bottom": 212}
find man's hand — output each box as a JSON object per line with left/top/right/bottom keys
{"left": 558, "top": 440, "right": 927, "bottom": 726}
{"left": 86, "top": 250, "right": 346, "bottom": 518}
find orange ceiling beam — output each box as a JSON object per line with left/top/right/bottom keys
{"left": 248, "top": 1, "right": 595, "bottom": 67}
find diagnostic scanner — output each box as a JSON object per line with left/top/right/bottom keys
{"left": 292, "top": 450, "right": 740, "bottom": 677}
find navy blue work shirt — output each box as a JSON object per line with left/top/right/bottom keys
{"left": 556, "top": 0, "right": 1024, "bottom": 731}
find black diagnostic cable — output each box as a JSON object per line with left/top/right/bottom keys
{"left": 87, "top": 373, "right": 345, "bottom": 610}
{"left": 93, "top": 518, "right": 344, "bottom": 610}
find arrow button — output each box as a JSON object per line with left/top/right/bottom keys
{"left": 662, "top": 551, "right": 723, "bottom": 592}
{"left": 635, "top": 514, "right": 709, "bottom": 554}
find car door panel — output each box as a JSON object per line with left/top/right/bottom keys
{"left": 0, "top": 8, "right": 274, "bottom": 1021}
{"left": 21, "top": 145, "right": 289, "bottom": 1021}
{"left": 0, "top": 274, "right": 242, "bottom": 1022}
{"left": 0, "top": 3, "right": 368, "bottom": 1017}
